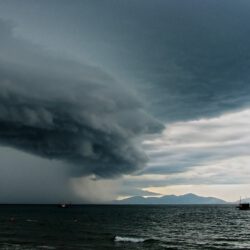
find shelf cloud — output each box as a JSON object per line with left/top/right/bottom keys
{"left": 1, "top": 0, "right": 250, "bottom": 202}
{"left": 0, "top": 19, "right": 163, "bottom": 178}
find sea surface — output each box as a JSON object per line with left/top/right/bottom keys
{"left": 0, "top": 205, "right": 249, "bottom": 250}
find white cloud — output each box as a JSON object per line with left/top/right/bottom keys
{"left": 142, "top": 108, "right": 250, "bottom": 175}
{"left": 120, "top": 109, "right": 250, "bottom": 199}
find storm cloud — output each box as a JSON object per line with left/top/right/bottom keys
{"left": 5, "top": 0, "right": 250, "bottom": 123}
{"left": 0, "top": 19, "right": 163, "bottom": 178}
{"left": 1, "top": 0, "right": 250, "bottom": 202}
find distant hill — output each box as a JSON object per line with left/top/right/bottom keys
{"left": 113, "top": 193, "right": 227, "bottom": 204}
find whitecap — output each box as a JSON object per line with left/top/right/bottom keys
{"left": 37, "top": 246, "right": 56, "bottom": 249}
{"left": 114, "top": 236, "right": 146, "bottom": 243}
{"left": 26, "top": 219, "right": 38, "bottom": 222}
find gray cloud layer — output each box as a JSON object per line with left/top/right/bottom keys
{"left": 0, "top": 19, "right": 163, "bottom": 178}
{"left": 1, "top": 0, "right": 250, "bottom": 123}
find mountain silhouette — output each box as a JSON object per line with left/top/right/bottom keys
{"left": 113, "top": 193, "right": 227, "bottom": 204}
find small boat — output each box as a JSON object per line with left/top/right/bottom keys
{"left": 237, "top": 197, "right": 250, "bottom": 210}
{"left": 237, "top": 203, "right": 250, "bottom": 210}
{"left": 58, "top": 203, "right": 71, "bottom": 208}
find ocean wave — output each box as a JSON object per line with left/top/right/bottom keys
{"left": 26, "top": 219, "right": 38, "bottom": 223}
{"left": 37, "top": 246, "right": 56, "bottom": 249}
{"left": 114, "top": 236, "right": 147, "bottom": 243}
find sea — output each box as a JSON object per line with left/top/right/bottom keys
{"left": 0, "top": 205, "right": 249, "bottom": 250}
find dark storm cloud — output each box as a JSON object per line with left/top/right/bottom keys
{"left": 18, "top": 0, "right": 250, "bottom": 123}
{"left": 0, "top": 0, "right": 250, "bottom": 201}
{"left": 105, "top": 0, "right": 250, "bottom": 122}
{"left": 0, "top": 19, "right": 163, "bottom": 177}
{"left": 1, "top": 0, "right": 250, "bottom": 122}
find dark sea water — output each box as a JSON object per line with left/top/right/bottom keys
{"left": 0, "top": 205, "right": 249, "bottom": 250}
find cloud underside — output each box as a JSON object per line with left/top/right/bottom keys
{"left": 0, "top": 19, "right": 163, "bottom": 178}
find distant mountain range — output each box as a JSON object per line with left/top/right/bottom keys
{"left": 113, "top": 193, "right": 227, "bottom": 204}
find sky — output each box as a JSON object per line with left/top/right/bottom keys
{"left": 0, "top": 0, "right": 250, "bottom": 203}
